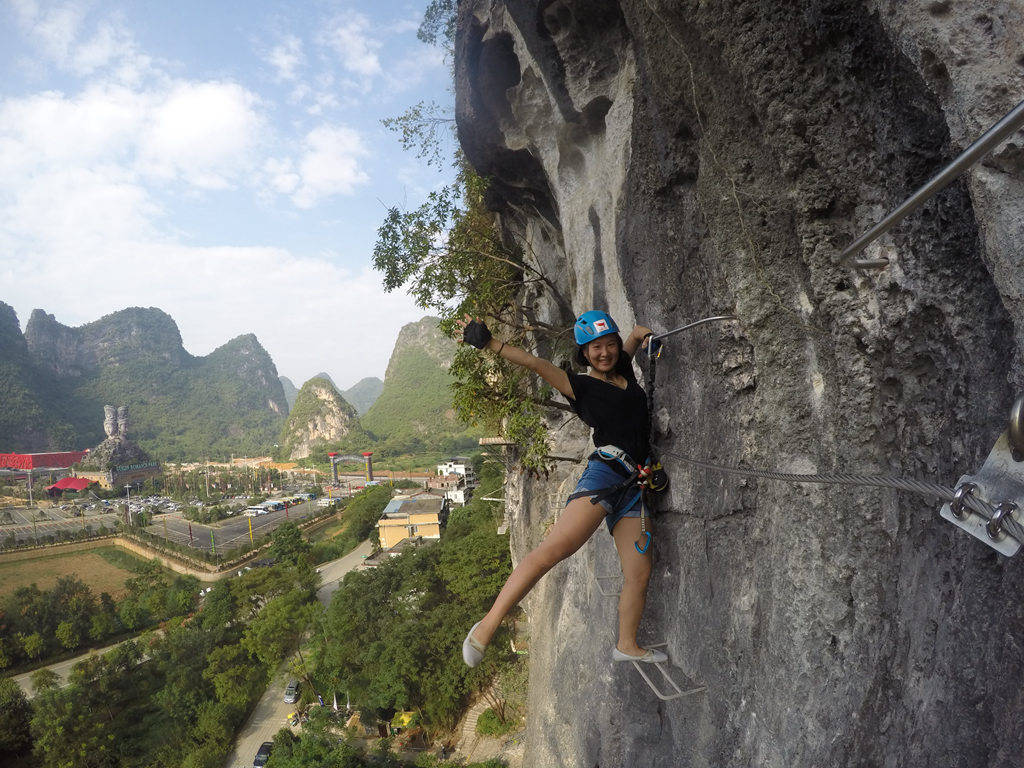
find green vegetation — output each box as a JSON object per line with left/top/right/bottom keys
{"left": 476, "top": 707, "right": 518, "bottom": 737}
{"left": 359, "top": 318, "right": 478, "bottom": 455}
{"left": 341, "top": 376, "right": 384, "bottom": 416}
{"left": 362, "top": 347, "right": 465, "bottom": 447}
{"left": 0, "top": 562, "right": 196, "bottom": 671}
{"left": 182, "top": 504, "right": 231, "bottom": 524}
{"left": 374, "top": 155, "right": 568, "bottom": 470}
{"left": 265, "top": 709, "right": 507, "bottom": 768}
{"left": 0, "top": 302, "right": 80, "bottom": 451}
{"left": 279, "top": 376, "right": 300, "bottom": 410}
{"left": 312, "top": 462, "right": 517, "bottom": 733}
{"left": 0, "top": 526, "right": 320, "bottom": 768}
{"left": 0, "top": 678, "right": 31, "bottom": 766}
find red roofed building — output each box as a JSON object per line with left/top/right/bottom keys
{"left": 0, "top": 451, "right": 89, "bottom": 471}
{"left": 45, "top": 477, "right": 97, "bottom": 497}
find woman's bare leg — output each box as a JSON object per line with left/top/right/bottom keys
{"left": 473, "top": 496, "right": 607, "bottom": 646}
{"left": 610, "top": 515, "right": 652, "bottom": 654}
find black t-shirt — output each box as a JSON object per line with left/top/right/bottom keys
{"left": 567, "top": 354, "right": 650, "bottom": 464}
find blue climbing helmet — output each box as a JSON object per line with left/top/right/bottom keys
{"left": 573, "top": 310, "right": 619, "bottom": 345}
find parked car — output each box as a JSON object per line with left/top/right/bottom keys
{"left": 283, "top": 679, "right": 300, "bottom": 703}
{"left": 253, "top": 741, "right": 273, "bottom": 767}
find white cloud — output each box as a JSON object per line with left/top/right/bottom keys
{"left": 10, "top": 0, "right": 150, "bottom": 78}
{"left": 385, "top": 45, "right": 447, "bottom": 91}
{"left": 322, "top": 12, "right": 382, "bottom": 79}
{"left": 136, "top": 81, "right": 263, "bottom": 188}
{"left": 267, "top": 34, "right": 304, "bottom": 81}
{"left": 1, "top": 2, "right": 442, "bottom": 386}
{"left": 288, "top": 124, "right": 369, "bottom": 208}
{"left": 0, "top": 79, "right": 264, "bottom": 191}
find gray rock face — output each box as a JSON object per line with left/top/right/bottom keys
{"left": 455, "top": 2, "right": 1024, "bottom": 766}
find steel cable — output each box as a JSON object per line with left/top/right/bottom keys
{"left": 659, "top": 449, "right": 1024, "bottom": 545}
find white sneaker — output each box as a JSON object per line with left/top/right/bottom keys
{"left": 463, "top": 621, "right": 487, "bottom": 667}
{"left": 612, "top": 646, "right": 668, "bottom": 664}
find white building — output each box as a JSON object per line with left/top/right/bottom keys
{"left": 437, "top": 457, "right": 476, "bottom": 482}
{"left": 435, "top": 457, "right": 477, "bottom": 507}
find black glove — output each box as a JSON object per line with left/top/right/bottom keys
{"left": 462, "top": 320, "right": 492, "bottom": 349}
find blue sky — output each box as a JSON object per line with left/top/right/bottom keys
{"left": 0, "top": 0, "right": 457, "bottom": 388}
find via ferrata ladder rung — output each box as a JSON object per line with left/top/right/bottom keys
{"left": 595, "top": 574, "right": 622, "bottom": 597}
{"left": 628, "top": 643, "right": 707, "bottom": 702}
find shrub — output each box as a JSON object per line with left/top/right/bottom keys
{"left": 475, "top": 707, "right": 519, "bottom": 737}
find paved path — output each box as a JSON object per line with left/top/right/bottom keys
{"left": 316, "top": 540, "right": 373, "bottom": 605}
{"left": 11, "top": 630, "right": 161, "bottom": 698}
{"left": 224, "top": 540, "right": 372, "bottom": 768}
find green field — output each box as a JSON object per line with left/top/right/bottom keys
{"left": 0, "top": 545, "right": 156, "bottom": 599}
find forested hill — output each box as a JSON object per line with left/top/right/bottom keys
{"left": 341, "top": 376, "right": 383, "bottom": 415}
{"left": 278, "top": 376, "right": 365, "bottom": 459}
{"left": 0, "top": 302, "right": 80, "bottom": 449}
{"left": 1, "top": 304, "right": 288, "bottom": 459}
{"left": 279, "top": 376, "right": 299, "bottom": 410}
{"left": 361, "top": 317, "right": 474, "bottom": 451}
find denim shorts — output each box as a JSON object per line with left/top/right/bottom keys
{"left": 567, "top": 459, "right": 643, "bottom": 535}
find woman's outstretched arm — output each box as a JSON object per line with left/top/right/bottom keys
{"left": 622, "top": 324, "right": 654, "bottom": 357}
{"left": 457, "top": 316, "right": 574, "bottom": 399}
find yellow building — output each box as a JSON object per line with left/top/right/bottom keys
{"left": 376, "top": 496, "right": 447, "bottom": 550}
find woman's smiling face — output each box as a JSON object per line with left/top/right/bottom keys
{"left": 585, "top": 335, "right": 620, "bottom": 373}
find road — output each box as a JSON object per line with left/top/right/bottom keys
{"left": 11, "top": 630, "right": 163, "bottom": 698}
{"left": 224, "top": 540, "right": 372, "bottom": 768}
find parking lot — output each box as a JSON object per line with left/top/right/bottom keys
{"left": 0, "top": 493, "right": 324, "bottom": 552}
{"left": 0, "top": 502, "right": 122, "bottom": 546}
{"left": 143, "top": 498, "right": 321, "bottom": 553}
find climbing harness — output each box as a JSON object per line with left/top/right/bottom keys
{"left": 567, "top": 445, "right": 668, "bottom": 554}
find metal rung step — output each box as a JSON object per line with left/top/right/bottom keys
{"left": 595, "top": 574, "right": 622, "bottom": 597}
{"left": 628, "top": 643, "right": 707, "bottom": 701}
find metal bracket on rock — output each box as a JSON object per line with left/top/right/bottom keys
{"left": 940, "top": 426, "right": 1024, "bottom": 557}
{"left": 628, "top": 644, "right": 707, "bottom": 702}
{"left": 595, "top": 574, "right": 622, "bottom": 597}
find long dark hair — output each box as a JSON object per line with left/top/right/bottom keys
{"left": 575, "top": 333, "right": 631, "bottom": 376}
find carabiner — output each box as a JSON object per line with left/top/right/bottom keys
{"left": 634, "top": 531, "right": 652, "bottom": 554}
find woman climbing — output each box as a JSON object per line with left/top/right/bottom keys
{"left": 456, "top": 310, "right": 667, "bottom": 667}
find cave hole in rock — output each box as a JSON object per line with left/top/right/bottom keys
{"left": 478, "top": 32, "right": 523, "bottom": 123}
{"left": 580, "top": 96, "right": 612, "bottom": 134}
{"left": 539, "top": 0, "right": 573, "bottom": 39}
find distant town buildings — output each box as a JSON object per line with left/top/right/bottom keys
{"left": 433, "top": 456, "right": 477, "bottom": 507}
{"left": 375, "top": 493, "right": 448, "bottom": 550}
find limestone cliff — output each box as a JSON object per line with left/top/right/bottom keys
{"left": 279, "top": 376, "right": 364, "bottom": 460}
{"left": 12, "top": 306, "right": 288, "bottom": 458}
{"left": 455, "top": 1, "right": 1024, "bottom": 766}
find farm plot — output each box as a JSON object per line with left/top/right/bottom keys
{"left": 0, "top": 546, "right": 150, "bottom": 599}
